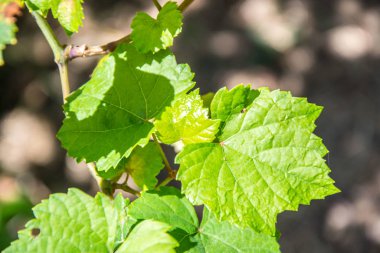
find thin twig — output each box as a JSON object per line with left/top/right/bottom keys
{"left": 156, "top": 176, "right": 174, "bottom": 189}
{"left": 152, "top": 134, "right": 177, "bottom": 179}
{"left": 67, "top": 35, "right": 131, "bottom": 60}
{"left": 179, "top": 0, "right": 194, "bottom": 11}
{"left": 67, "top": 0, "right": 195, "bottom": 61}
{"left": 152, "top": 0, "right": 162, "bottom": 10}
{"left": 31, "top": 12, "right": 71, "bottom": 101}
{"left": 115, "top": 183, "right": 141, "bottom": 197}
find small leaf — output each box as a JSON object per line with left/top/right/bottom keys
{"left": 125, "top": 142, "right": 164, "bottom": 189}
{"left": 176, "top": 85, "right": 340, "bottom": 235}
{"left": 26, "top": 0, "right": 84, "bottom": 34}
{"left": 57, "top": 43, "right": 194, "bottom": 172}
{"left": 115, "top": 220, "right": 178, "bottom": 253}
{"left": 26, "top": 0, "right": 50, "bottom": 15}
{"left": 50, "top": 0, "right": 84, "bottom": 35}
{"left": 3, "top": 188, "right": 129, "bottom": 253}
{"left": 155, "top": 89, "right": 220, "bottom": 144}
{"left": 131, "top": 1, "right": 183, "bottom": 53}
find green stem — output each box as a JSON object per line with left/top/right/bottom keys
{"left": 156, "top": 176, "right": 173, "bottom": 189}
{"left": 30, "top": 11, "right": 70, "bottom": 101}
{"left": 152, "top": 134, "right": 176, "bottom": 178}
{"left": 152, "top": 0, "right": 162, "bottom": 10}
{"left": 31, "top": 11, "right": 107, "bottom": 196}
{"left": 30, "top": 12, "right": 63, "bottom": 62}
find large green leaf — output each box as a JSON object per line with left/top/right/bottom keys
{"left": 57, "top": 43, "right": 194, "bottom": 172}
{"left": 128, "top": 187, "right": 280, "bottom": 253}
{"left": 115, "top": 220, "right": 179, "bottom": 253}
{"left": 3, "top": 188, "right": 129, "bottom": 252}
{"left": 0, "top": 0, "right": 22, "bottom": 66}
{"left": 176, "top": 85, "right": 340, "bottom": 235}
{"left": 125, "top": 142, "right": 164, "bottom": 189}
{"left": 155, "top": 89, "right": 220, "bottom": 145}
{"left": 131, "top": 1, "right": 183, "bottom": 53}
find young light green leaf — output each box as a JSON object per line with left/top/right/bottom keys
{"left": 0, "top": 0, "right": 22, "bottom": 66}
{"left": 57, "top": 43, "right": 194, "bottom": 172}
{"left": 115, "top": 220, "right": 178, "bottom": 253}
{"left": 3, "top": 188, "right": 129, "bottom": 253}
{"left": 201, "top": 92, "right": 215, "bottom": 110}
{"left": 125, "top": 142, "right": 164, "bottom": 189}
{"left": 26, "top": 0, "right": 50, "bottom": 15}
{"left": 155, "top": 89, "right": 220, "bottom": 145}
{"left": 176, "top": 85, "right": 340, "bottom": 235}
{"left": 131, "top": 1, "right": 183, "bottom": 53}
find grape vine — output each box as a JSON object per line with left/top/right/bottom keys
{"left": 1, "top": 0, "right": 339, "bottom": 252}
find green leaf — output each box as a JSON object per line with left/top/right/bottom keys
{"left": 57, "top": 43, "right": 194, "bottom": 172}
{"left": 176, "top": 85, "right": 340, "bottom": 235}
{"left": 198, "top": 207, "right": 280, "bottom": 253}
{"left": 128, "top": 187, "right": 280, "bottom": 252}
{"left": 115, "top": 220, "right": 178, "bottom": 253}
{"left": 26, "top": 0, "right": 50, "bottom": 15}
{"left": 131, "top": 1, "right": 183, "bottom": 53}
{"left": 125, "top": 142, "right": 164, "bottom": 189}
{"left": 50, "top": 0, "right": 84, "bottom": 35}
{"left": 26, "top": 0, "right": 84, "bottom": 34}
{"left": 128, "top": 187, "right": 199, "bottom": 238}
{"left": 3, "top": 188, "right": 129, "bottom": 253}
{"left": 201, "top": 92, "right": 214, "bottom": 110}
{"left": 155, "top": 89, "right": 220, "bottom": 145}
{"left": 0, "top": 0, "right": 22, "bottom": 66}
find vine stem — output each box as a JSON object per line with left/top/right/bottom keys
{"left": 115, "top": 184, "right": 141, "bottom": 197}
{"left": 67, "top": 0, "right": 196, "bottom": 60}
{"left": 31, "top": 12, "right": 70, "bottom": 101}
{"left": 152, "top": 134, "right": 177, "bottom": 179}
{"left": 31, "top": 11, "right": 112, "bottom": 196}
{"left": 156, "top": 176, "right": 173, "bottom": 189}
{"left": 152, "top": 0, "right": 162, "bottom": 10}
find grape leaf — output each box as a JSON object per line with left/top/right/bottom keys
{"left": 201, "top": 92, "right": 214, "bottom": 110}
{"left": 26, "top": 0, "right": 50, "bottom": 15}
{"left": 26, "top": 0, "right": 84, "bottom": 34}
{"left": 128, "top": 187, "right": 280, "bottom": 253}
{"left": 3, "top": 188, "right": 129, "bottom": 252}
{"left": 128, "top": 187, "right": 199, "bottom": 241}
{"left": 155, "top": 89, "right": 220, "bottom": 145}
{"left": 50, "top": 0, "right": 84, "bottom": 35}
{"left": 125, "top": 142, "right": 164, "bottom": 189}
{"left": 131, "top": 1, "right": 183, "bottom": 53}
{"left": 176, "top": 85, "right": 340, "bottom": 235}
{"left": 115, "top": 220, "right": 178, "bottom": 253}
{"left": 0, "top": 0, "right": 22, "bottom": 66}
{"left": 57, "top": 43, "right": 194, "bottom": 172}
{"left": 198, "top": 207, "right": 280, "bottom": 253}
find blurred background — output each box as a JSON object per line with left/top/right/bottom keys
{"left": 0, "top": 0, "right": 379, "bottom": 252}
